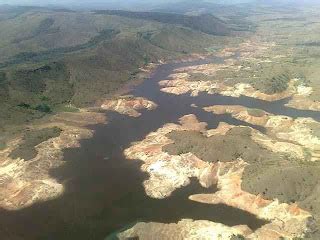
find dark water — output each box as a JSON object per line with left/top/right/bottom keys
{"left": 1, "top": 57, "right": 319, "bottom": 240}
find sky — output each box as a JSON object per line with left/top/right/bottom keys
{"left": 0, "top": 0, "right": 318, "bottom": 8}
{"left": 0, "top": 0, "right": 252, "bottom": 6}
{"left": 0, "top": 0, "right": 174, "bottom": 6}
{"left": 0, "top": 0, "right": 180, "bottom": 10}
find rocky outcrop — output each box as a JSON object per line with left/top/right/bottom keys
{"left": 204, "top": 105, "right": 270, "bottom": 126}
{"left": 204, "top": 105, "right": 320, "bottom": 161}
{"left": 286, "top": 97, "right": 320, "bottom": 111}
{"left": 159, "top": 65, "right": 299, "bottom": 102}
{"left": 160, "top": 38, "right": 320, "bottom": 112}
{"left": 174, "top": 61, "right": 236, "bottom": 76}
{"left": 220, "top": 81, "right": 296, "bottom": 102}
{"left": 117, "top": 220, "right": 252, "bottom": 240}
{"left": 251, "top": 130, "right": 306, "bottom": 160}
{"left": 101, "top": 96, "right": 157, "bottom": 117}
{"left": 159, "top": 58, "right": 240, "bottom": 97}
{"left": 286, "top": 85, "right": 320, "bottom": 111}
{"left": 159, "top": 72, "right": 223, "bottom": 96}
{"left": 121, "top": 115, "right": 314, "bottom": 239}
{"left": 190, "top": 160, "right": 315, "bottom": 239}
{"left": 141, "top": 36, "right": 320, "bottom": 239}
{"left": 160, "top": 68, "right": 298, "bottom": 101}
{"left": 267, "top": 117, "right": 320, "bottom": 155}
{"left": 124, "top": 114, "right": 209, "bottom": 198}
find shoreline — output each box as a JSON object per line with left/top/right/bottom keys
{"left": 0, "top": 50, "right": 217, "bottom": 211}
{"left": 0, "top": 43, "right": 319, "bottom": 239}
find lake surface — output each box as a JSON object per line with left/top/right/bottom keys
{"left": 1, "top": 56, "right": 319, "bottom": 240}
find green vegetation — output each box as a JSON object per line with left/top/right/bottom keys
{"left": 0, "top": 61, "right": 74, "bottom": 128}
{"left": 95, "top": 10, "right": 230, "bottom": 36}
{"left": 214, "top": 60, "right": 294, "bottom": 94}
{"left": 16, "top": 102, "right": 52, "bottom": 113}
{"left": 244, "top": 7, "right": 320, "bottom": 102}
{"left": 0, "top": 141, "right": 6, "bottom": 150}
{"left": 188, "top": 73, "right": 216, "bottom": 82}
{"left": 0, "top": 61, "right": 73, "bottom": 125}
{"left": 0, "top": 7, "right": 236, "bottom": 130}
{"left": 9, "top": 127, "right": 62, "bottom": 161}
{"left": 306, "top": 122, "right": 320, "bottom": 139}
{"left": 262, "top": 73, "right": 290, "bottom": 94}
{"left": 12, "top": 18, "right": 55, "bottom": 44}
{"left": 298, "top": 41, "right": 320, "bottom": 47}
{"left": 165, "top": 128, "right": 320, "bottom": 239}
{"left": 230, "top": 234, "right": 246, "bottom": 240}
{"left": 34, "top": 103, "right": 52, "bottom": 113}
{"left": 164, "top": 127, "right": 281, "bottom": 163}
{"left": 247, "top": 108, "right": 265, "bottom": 117}
{"left": 0, "top": 71, "right": 6, "bottom": 82}
{"left": 0, "top": 28, "right": 120, "bottom": 68}
{"left": 303, "top": 148, "right": 313, "bottom": 162}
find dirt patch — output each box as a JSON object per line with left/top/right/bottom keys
{"left": 163, "top": 127, "right": 282, "bottom": 163}
{"left": 9, "top": 127, "right": 62, "bottom": 161}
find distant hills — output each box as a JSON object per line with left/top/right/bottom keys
{"left": 1, "top": 0, "right": 319, "bottom": 11}
{"left": 0, "top": 6, "right": 234, "bottom": 129}
{"left": 95, "top": 10, "right": 230, "bottom": 36}
{"left": 255, "top": 0, "right": 320, "bottom": 5}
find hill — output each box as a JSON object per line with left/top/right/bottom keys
{"left": 95, "top": 10, "right": 230, "bottom": 36}
{"left": 0, "top": 6, "right": 235, "bottom": 130}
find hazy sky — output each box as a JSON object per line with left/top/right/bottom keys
{"left": 0, "top": 0, "right": 181, "bottom": 9}
{"left": 0, "top": 0, "right": 318, "bottom": 8}
{"left": 0, "top": 0, "right": 252, "bottom": 6}
{"left": 0, "top": 0, "right": 173, "bottom": 5}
